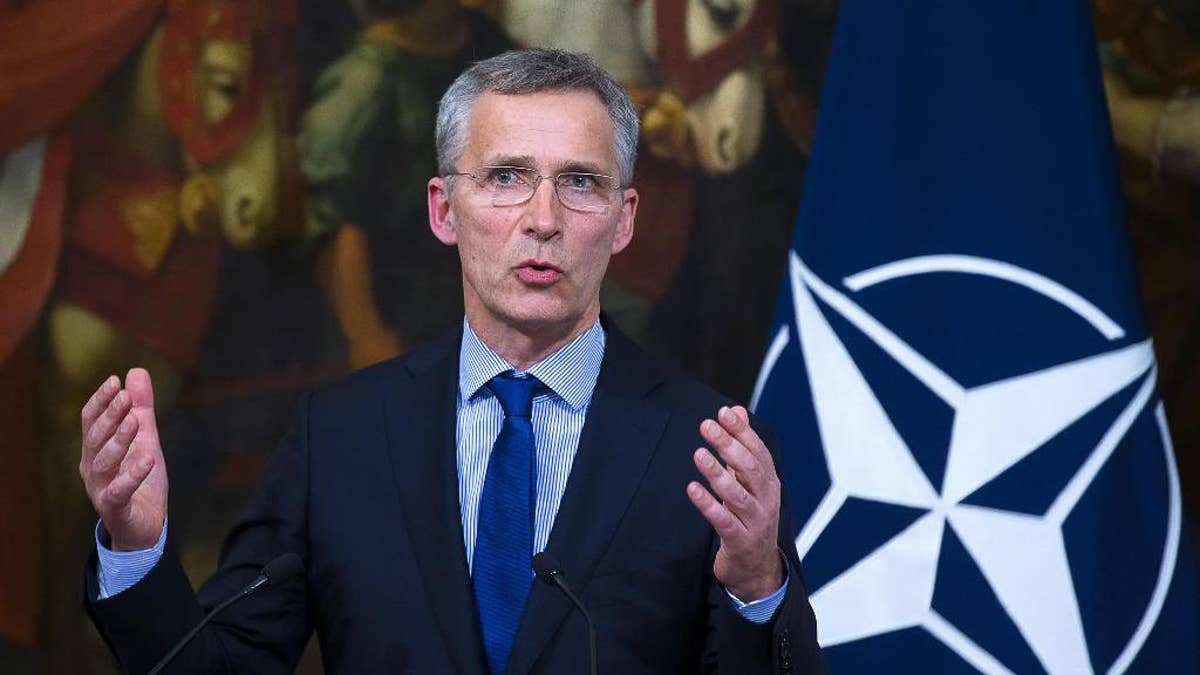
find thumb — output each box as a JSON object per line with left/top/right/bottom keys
{"left": 124, "top": 367, "right": 156, "bottom": 410}
{"left": 124, "top": 367, "right": 162, "bottom": 442}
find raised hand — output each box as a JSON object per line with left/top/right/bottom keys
{"left": 79, "top": 368, "right": 168, "bottom": 551}
{"left": 686, "top": 405, "right": 784, "bottom": 602}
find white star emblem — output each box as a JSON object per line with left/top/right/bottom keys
{"left": 753, "top": 253, "right": 1183, "bottom": 675}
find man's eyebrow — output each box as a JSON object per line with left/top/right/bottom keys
{"left": 555, "top": 160, "right": 610, "bottom": 176}
{"left": 482, "top": 155, "right": 611, "bottom": 176}
{"left": 484, "top": 154, "right": 538, "bottom": 168}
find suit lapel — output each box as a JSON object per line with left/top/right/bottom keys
{"left": 383, "top": 334, "right": 487, "bottom": 674}
{"left": 505, "top": 328, "right": 670, "bottom": 674}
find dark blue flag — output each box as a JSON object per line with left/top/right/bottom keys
{"left": 751, "top": 1, "right": 1200, "bottom": 673}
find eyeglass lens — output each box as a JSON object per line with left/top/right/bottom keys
{"left": 471, "top": 167, "right": 616, "bottom": 213}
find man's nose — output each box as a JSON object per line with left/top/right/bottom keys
{"left": 526, "top": 177, "right": 561, "bottom": 239}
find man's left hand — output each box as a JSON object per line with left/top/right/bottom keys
{"left": 687, "top": 405, "right": 785, "bottom": 602}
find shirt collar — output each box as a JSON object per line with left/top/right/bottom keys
{"left": 458, "top": 319, "right": 606, "bottom": 411}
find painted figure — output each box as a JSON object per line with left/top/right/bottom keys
{"left": 1094, "top": 0, "right": 1200, "bottom": 540}
{"left": 0, "top": 1, "right": 303, "bottom": 669}
{"left": 299, "top": 0, "right": 512, "bottom": 368}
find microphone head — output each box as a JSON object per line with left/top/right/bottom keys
{"left": 532, "top": 551, "right": 562, "bottom": 584}
{"left": 261, "top": 552, "right": 304, "bottom": 584}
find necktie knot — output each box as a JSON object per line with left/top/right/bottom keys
{"left": 487, "top": 372, "right": 544, "bottom": 418}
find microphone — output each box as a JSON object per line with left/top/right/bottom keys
{"left": 147, "top": 552, "right": 304, "bottom": 675}
{"left": 533, "top": 552, "right": 597, "bottom": 675}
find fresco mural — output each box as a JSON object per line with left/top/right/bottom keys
{"left": 0, "top": 0, "right": 1194, "bottom": 671}
{"left": 1093, "top": 0, "right": 1200, "bottom": 569}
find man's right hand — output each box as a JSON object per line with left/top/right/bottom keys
{"left": 79, "top": 368, "right": 168, "bottom": 551}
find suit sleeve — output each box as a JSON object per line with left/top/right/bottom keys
{"left": 702, "top": 425, "right": 828, "bottom": 675}
{"left": 82, "top": 393, "right": 315, "bottom": 674}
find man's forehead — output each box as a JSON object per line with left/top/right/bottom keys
{"left": 473, "top": 88, "right": 608, "bottom": 116}
{"left": 464, "top": 89, "right": 617, "bottom": 170}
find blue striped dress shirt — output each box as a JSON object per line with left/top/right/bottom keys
{"left": 96, "top": 319, "right": 785, "bottom": 623}
{"left": 456, "top": 319, "right": 605, "bottom": 572}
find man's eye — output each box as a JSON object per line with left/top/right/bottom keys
{"left": 561, "top": 173, "right": 597, "bottom": 191}
{"left": 487, "top": 168, "right": 525, "bottom": 188}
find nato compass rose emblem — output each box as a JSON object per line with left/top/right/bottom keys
{"left": 753, "top": 253, "right": 1184, "bottom": 674}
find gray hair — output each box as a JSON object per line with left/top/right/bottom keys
{"left": 435, "top": 49, "right": 640, "bottom": 187}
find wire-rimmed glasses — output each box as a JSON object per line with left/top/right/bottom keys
{"left": 447, "top": 165, "right": 622, "bottom": 214}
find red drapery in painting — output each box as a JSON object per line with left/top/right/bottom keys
{"left": 0, "top": 0, "right": 163, "bottom": 154}
{"left": 0, "top": 136, "right": 67, "bottom": 648}
{"left": 0, "top": 0, "right": 160, "bottom": 644}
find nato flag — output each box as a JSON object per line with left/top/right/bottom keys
{"left": 751, "top": 1, "right": 1200, "bottom": 673}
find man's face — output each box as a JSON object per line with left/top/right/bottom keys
{"left": 428, "top": 90, "right": 637, "bottom": 341}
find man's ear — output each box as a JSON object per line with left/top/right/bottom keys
{"left": 611, "top": 187, "right": 638, "bottom": 255}
{"left": 428, "top": 176, "right": 457, "bottom": 245}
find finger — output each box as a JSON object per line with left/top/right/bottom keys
{"left": 718, "top": 406, "right": 777, "bottom": 473}
{"left": 100, "top": 454, "right": 154, "bottom": 511}
{"left": 81, "top": 375, "right": 120, "bottom": 444}
{"left": 686, "top": 480, "right": 748, "bottom": 543}
{"left": 694, "top": 448, "right": 757, "bottom": 521}
{"left": 125, "top": 368, "right": 156, "bottom": 412}
{"left": 124, "top": 368, "right": 162, "bottom": 442}
{"left": 700, "top": 415, "right": 759, "bottom": 478}
{"left": 91, "top": 414, "right": 139, "bottom": 477}
{"left": 82, "top": 389, "right": 132, "bottom": 460}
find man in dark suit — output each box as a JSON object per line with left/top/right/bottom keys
{"left": 77, "top": 49, "right": 826, "bottom": 673}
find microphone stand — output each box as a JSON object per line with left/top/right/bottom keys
{"left": 533, "top": 552, "right": 597, "bottom": 675}
{"left": 146, "top": 553, "right": 303, "bottom": 675}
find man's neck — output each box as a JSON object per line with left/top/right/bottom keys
{"left": 466, "top": 311, "right": 601, "bottom": 371}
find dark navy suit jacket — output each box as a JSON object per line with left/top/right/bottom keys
{"left": 84, "top": 325, "right": 825, "bottom": 673}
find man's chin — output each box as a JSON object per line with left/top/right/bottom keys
{"left": 504, "top": 310, "right": 575, "bottom": 333}
{"left": 493, "top": 303, "right": 592, "bottom": 336}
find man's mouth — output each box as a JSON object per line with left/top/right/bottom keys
{"left": 516, "top": 260, "right": 563, "bottom": 285}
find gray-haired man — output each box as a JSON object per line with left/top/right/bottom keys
{"left": 80, "top": 49, "right": 825, "bottom": 673}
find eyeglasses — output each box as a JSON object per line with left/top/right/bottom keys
{"left": 447, "top": 165, "right": 621, "bottom": 214}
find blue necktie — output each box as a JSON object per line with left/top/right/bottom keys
{"left": 473, "top": 371, "right": 543, "bottom": 674}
